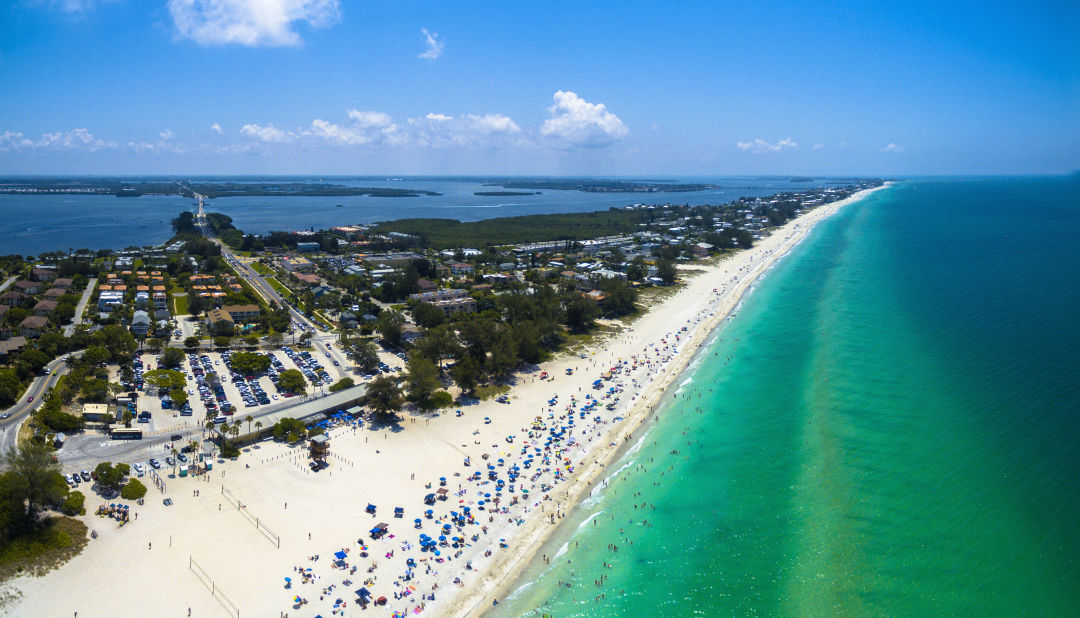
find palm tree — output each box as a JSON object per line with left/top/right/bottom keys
{"left": 245, "top": 415, "right": 254, "bottom": 435}
{"left": 170, "top": 448, "right": 179, "bottom": 476}
{"left": 254, "top": 420, "right": 263, "bottom": 435}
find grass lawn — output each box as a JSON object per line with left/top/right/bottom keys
{"left": 250, "top": 262, "right": 273, "bottom": 275}
{"left": 0, "top": 516, "right": 89, "bottom": 582}
{"left": 473, "top": 384, "right": 510, "bottom": 400}
{"left": 172, "top": 293, "right": 189, "bottom": 315}
{"left": 267, "top": 277, "right": 295, "bottom": 301}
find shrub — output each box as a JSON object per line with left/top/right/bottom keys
{"left": 430, "top": 390, "right": 454, "bottom": 409}
{"left": 119, "top": 479, "right": 147, "bottom": 500}
{"left": 61, "top": 491, "right": 85, "bottom": 516}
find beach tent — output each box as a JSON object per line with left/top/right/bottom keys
{"left": 394, "top": 507, "right": 404, "bottom": 518}
{"left": 424, "top": 493, "right": 436, "bottom": 505}
{"left": 334, "top": 551, "right": 347, "bottom": 561}
{"left": 436, "top": 488, "right": 449, "bottom": 500}
{"left": 366, "top": 504, "right": 376, "bottom": 514}
{"left": 356, "top": 587, "right": 372, "bottom": 599}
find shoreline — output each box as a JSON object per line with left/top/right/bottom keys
{"left": 448, "top": 182, "right": 891, "bottom": 616}
{"left": 0, "top": 184, "right": 889, "bottom": 618}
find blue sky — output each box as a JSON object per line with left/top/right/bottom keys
{"left": 0, "top": 0, "right": 1076, "bottom": 175}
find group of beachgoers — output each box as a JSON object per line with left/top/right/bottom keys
{"left": 271, "top": 280, "right": 770, "bottom": 617}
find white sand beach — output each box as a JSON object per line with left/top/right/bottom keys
{"left": 0, "top": 184, "right": 887, "bottom": 618}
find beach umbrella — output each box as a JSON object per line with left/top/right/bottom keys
{"left": 439, "top": 535, "right": 446, "bottom": 541}
{"left": 443, "top": 524, "right": 451, "bottom": 530}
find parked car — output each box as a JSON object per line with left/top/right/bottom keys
{"left": 80, "top": 470, "right": 91, "bottom": 482}
{"left": 149, "top": 458, "right": 161, "bottom": 469}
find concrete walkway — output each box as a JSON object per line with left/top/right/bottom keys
{"left": 64, "top": 276, "right": 97, "bottom": 336}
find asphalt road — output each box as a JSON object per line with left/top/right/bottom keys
{"left": 0, "top": 351, "right": 83, "bottom": 456}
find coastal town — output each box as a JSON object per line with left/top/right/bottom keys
{"left": 0, "top": 180, "right": 884, "bottom": 616}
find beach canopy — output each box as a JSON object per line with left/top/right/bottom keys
{"left": 356, "top": 587, "right": 372, "bottom": 598}
{"left": 334, "top": 551, "right": 347, "bottom": 560}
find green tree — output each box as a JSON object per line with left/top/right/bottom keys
{"left": 1, "top": 442, "right": 66, "bottom": 526}
{"left": 411, "top": 302, "right": 445, "bottom": 329}
{"left": 347, "top": 339, "right": 380, "bottom": 372}
{"left": 184, "top": 336, "right": 200, "bottom": 349}
{"left": 0, "top": 369, "right": 25, "bottom": 407}
{"left": 93, "top": 462, "right": 127, "bottom": 492}
{"left": 160, "top": 346, "right": 185, "bottom": 369}
{"left": 565, "top": 297, "right": 599, "bottom": 334}
{"left": 271, "top": 417, "right": 306, "bottom": 443}
{"left": 329, "top": 377, "right": 355, "bottom": 392}
{"left": 451, "top": 355, "right": 482, "bottom": 394}
{"left": 120, "top": 478, "right": 147, "bottom": 500}
{"left": 277, "top": 369, "right": 306, "bottom": 394}
{"left": 365, "top": 375, "right": 402, "bottom": 419}
{"left": 145, "top": 338, "right": 165, "bottom": 353}
{"left": 229, "top": 351, "right": 270, "bottom": 375}
{"left": 144, "top": 369, "right": 186, "bottom": 391}
{"left": 657, "top": 259, "right": 677, "bottom": 285}
{"left": 405, "top": 355, "right": 441, "bottom": 408}
{"left": 61, "top": 490, "right": 85, "bottom": 516}
{"left": 375, "top": 310, "right": 405, "bottom": 347}
{"left": 169, "top": 388, "right": 188, "bottom": 407}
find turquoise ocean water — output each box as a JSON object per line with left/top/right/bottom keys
{"left": 497, "top": 177, "right": 1080, "bottom": 616}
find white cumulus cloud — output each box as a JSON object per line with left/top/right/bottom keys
{"left": 418, "top": 28, "right": 444, "bottom": 60}
{"left": 168, "top": 0, "right": 340, "bottom": 47}
{"left": 210, "top": 123, "right": 223, "bottom": 134}
{"left": 540, "top": 90, "right": 628, "bottom": 147}
{"left": 408, "top": 113, "right": 521, "bottom": 147}
{"left": 883, "top": 142, "right": 906, "bottom": 153}
{"left": 813, "top": 142, "right": 824, "bottom": 150}
{"left": 346, "top": 110, "right": 394, "bottom": 129}
{"left": 736, "top": 137, "right": 798, "bottom": 154}
{"left": 240, "top": 123, "right": 293, "bottom": 142}
{"left": 160, "top": 129, "right": 174, "bottom": 140}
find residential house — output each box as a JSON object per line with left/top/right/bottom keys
{"left": 19, "top": 315, "right": 48, "bottom": 338}
{"left": 153, "top": 292, "right": 168, "bottom": 311}
{"left": 1, "top": 291, "right": 26, "bottom": 307}
{"left": 43, "top": 288, "right": 66, "bottom": 299}
{"left": 14, "top": 280, "right": 40, "bottom": 295}
{"left": 417, "top": 278, "right": 438, "bottom": 293}
{"left": 0, "top": 337, "right": 27, "bottom": 358}
{"left": 449, "top": 262, "right": 474, "bottom": 275}
{"left": 98, "top": 290, "right": 124, "bottom": 311}
{"left": 130, "top": 311, "right": 151, "bottom": 337}
{"left": 31, "top": 268, "right": 57, "bottom": 281}
{"left": 33, "top": 299, "right": 58, "bottom": 316}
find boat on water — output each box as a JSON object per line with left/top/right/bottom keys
{"left": 336, "top": 203, "right": 343, "bottom": 207}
